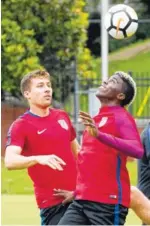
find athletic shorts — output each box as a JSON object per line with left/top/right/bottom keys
{"left": 58, "top": 200, "right": 128, "bottom": 225}
{"left": 40, "top": 203, "right": 70, "bottom": 225}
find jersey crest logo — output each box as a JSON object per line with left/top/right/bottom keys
{"left": 58, "top": 120, "right": 68, "bottom": 130}
{"left": 98, "top": 117, "right": 108, "bottom": 128}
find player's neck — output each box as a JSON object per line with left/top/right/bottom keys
{"left": 100, "top": 98, "right": 120, "bottom": 108}
{"left": 29, "top": 106, "right": 50, "bottom": 117}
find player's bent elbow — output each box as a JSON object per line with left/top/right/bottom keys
{"left": 4, "top": 156, "right": 17, "bottom": 170}
{"left": 4, "top": 160, "right": 15, "bottom": 170}
{"left": 133, "top": 147, "right": 144, "bottom": 159}
{"left": 137, "top": 149, "right": 144, "bottom": 159}
{"left": 5, "top": 163, "right": 14, "bottom": 170}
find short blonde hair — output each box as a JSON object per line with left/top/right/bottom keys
{"left": 115, "top": 71, "right": 137, "bottom": 106}
{"left": 20, "top": 70, "right": 50, "bottom": 95}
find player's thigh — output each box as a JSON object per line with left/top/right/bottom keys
{"left": 40, "top": 203, "right": 69, "bottom": 225}
{"left": 58, "top": 200, "right": 90, "bottom": 225}
{"left": 131, "top": 186, "right": 150, "bottom": 224}
{"left": 84, "top": 202, "right": 128, "bottom": 225}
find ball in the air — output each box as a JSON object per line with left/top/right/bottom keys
{"left": 104, "top": 4, "right": 138, "bottom": 40}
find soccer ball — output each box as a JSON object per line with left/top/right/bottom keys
{"left": 104, "top": 4, "right": 138, "bottom": 40}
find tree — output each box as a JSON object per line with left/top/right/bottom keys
{"left": 2, "top": 0, "right": 96, "bottom": 99}
{"left": 2, "top": 15, "right": 43, "bottom": 97}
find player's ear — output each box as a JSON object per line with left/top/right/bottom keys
{"left": 117, "top": 93, "right": 125, "bottom": 101}
{"left": 24, "top": 90, "right": 30, "bottom": 99}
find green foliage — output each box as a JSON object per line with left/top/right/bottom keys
{"left": 1, "top": 3, "right": 43, "bottom": 96}
{"left": 2, "top": 0, "right": 96, "bottom": 97}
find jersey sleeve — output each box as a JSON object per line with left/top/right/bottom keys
{"left": 96, "top": 112, "right": 144, "bottom": 158}
{"left": 6, "top": 119, "right": 25, "bottom": 149}
{"left": 65, "top": 114, "right": 76, "bottom": 141}
{"left": 141, "top": 124, "right": 150, "bottom": 161}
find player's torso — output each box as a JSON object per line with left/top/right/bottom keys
{"left": 76, "top": 111, "right": 130, "bottom": 207}
{"left": 22, "top": 110, "right": 72, "bottom": 157}
{"left": 21, "top": 110, "right": 77, "bottom": 191}
{"left": 78, "top": 112, "right": 118, "bottom": 171}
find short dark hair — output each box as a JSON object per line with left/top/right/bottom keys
{"left": 115, "top": 71, "right": 136, "bottom": 107}
{"left": 20, "top": 70, "right": 50, "bottom": 96}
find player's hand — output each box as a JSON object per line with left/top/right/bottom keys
{"left": 79, "top": 111, "right": 98, "bottom": 137}
{"left": 35, "top": 155, "right": 66, "bottom": 171}
{"left": 53, "top": 189, "right": 74, "bottom": 204}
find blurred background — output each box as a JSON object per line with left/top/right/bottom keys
{"left": 1, "top": 0, "right": 150, "bottom": 225}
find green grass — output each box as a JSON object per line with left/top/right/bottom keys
{"left": 108, "top": 52, "right": 150, "bottom": 74}
{"left": 1, "top": 195, "right": 40, "bottom": 225}
{"left": 109, "top": 39, "right": 150, "bottom": 60}
{"left": 1, "top": 161, "right": 141, "bottom": 225}
{"left": 127, "top": 161, "right": 138, "bottom": 186}
{"left": 1, "top": 162, "right": 33, "bottom": 194}
{"left": 1, "top": 195, "right": 141, "bottom": 225}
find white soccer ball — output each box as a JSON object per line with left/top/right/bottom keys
{"left": 104, "top": 4, "right": 138, "bottom": 40}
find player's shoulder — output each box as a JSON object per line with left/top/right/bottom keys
{"left": 115, "top": 107, "right": 136, "bottom": 125}
{"left": 50, "top": 108, "right": 72, "bottom": 126}
{"left": 51, "top": 108, "right": 70, "bottom": 118}
{"left": 9, "top": 111, "right": 29, "bottom": 129}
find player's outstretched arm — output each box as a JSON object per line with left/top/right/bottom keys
{"left": 130, "top": 186, "right": 150, "bottom": 225}
{"left": 5, "top": 145, "right": 66, "bottom": 171}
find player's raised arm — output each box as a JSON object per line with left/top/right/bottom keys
{"left": 80, "top": 110, "right": 143, "bottom": 159}
{"left": 96, "top": 114, "right": 144, "bottom": 159}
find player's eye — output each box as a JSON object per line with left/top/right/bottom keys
{"left": 108, "top": 79, "right": 115, "bottom": 84}
{"left": 37, "top": 84, "right": 44, "bottom": 87}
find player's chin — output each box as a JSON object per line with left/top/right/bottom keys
{"left": 96, "top": 89, "right": 106, "bottom": 98}
{"left": 42, "top": 101, "right": 51, "bottom": 108}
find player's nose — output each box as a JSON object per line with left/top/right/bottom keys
{"left": 44, "top": 88, "right": 51, "bottom": 96}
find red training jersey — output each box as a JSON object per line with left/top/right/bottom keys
{"left": 75, "top": 106, "right": 142, "bottom": 207}
{"left": 6, "top": 108, "right": 77, "bottom": 208}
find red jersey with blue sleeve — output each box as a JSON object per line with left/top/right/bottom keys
{"left": 6, "top": 108, "right": 77, "bottom": 208}
{"left": 75, "top": 106, "right": 143, "bottom": 207}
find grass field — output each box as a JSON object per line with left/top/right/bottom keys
{"left": 1, "top": 194, "right": 142, "bottom": 225}
{"left": 1, "top": 161, "right": 142, "bottom": 225}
